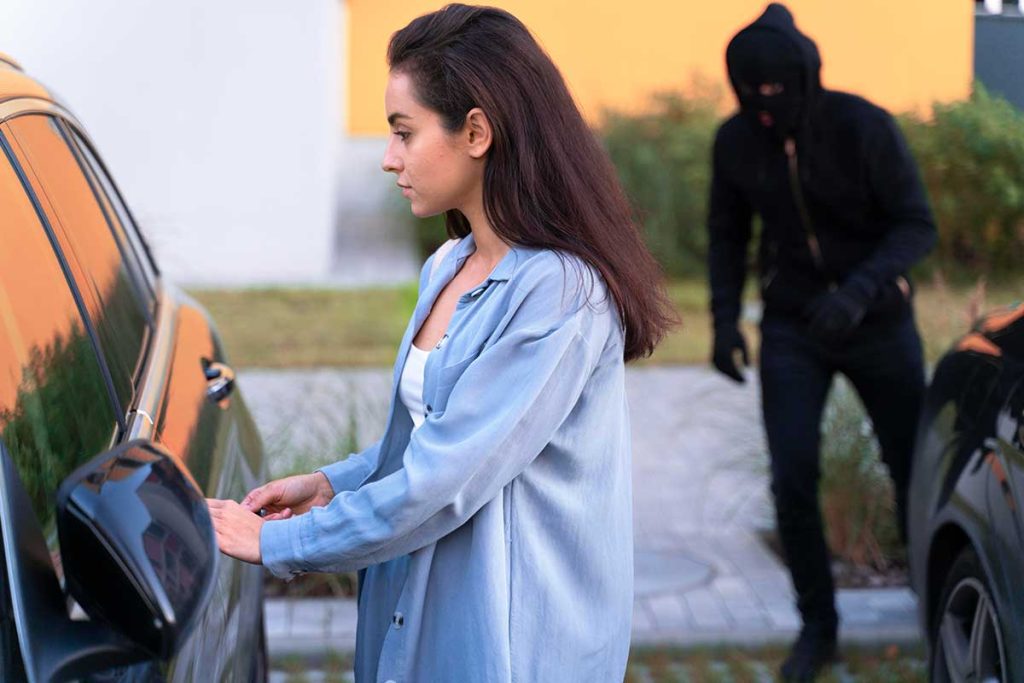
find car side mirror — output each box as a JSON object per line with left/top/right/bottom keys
{"left": 56, "top": 439, "right": 217, "bottom": 660}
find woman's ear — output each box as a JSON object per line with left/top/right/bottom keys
{"left": 464, "top": 107, "right": 492, "bottom": 159}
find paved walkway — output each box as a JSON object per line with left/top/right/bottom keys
{"left": 240, "top": 367, "right": 920, "bottom": 658}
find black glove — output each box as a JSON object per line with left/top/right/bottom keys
{"left": 805, "top": 283, "right": 872, "bottom": 344}
{"left": 712, "top": 325, "right": 749, "bottom": 383}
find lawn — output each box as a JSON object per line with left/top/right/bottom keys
{"left": 189, "top": 275, "right": 1017, "bottom": 369}
{"left": 189, "top": 284, "right": 419, "bottom": 368}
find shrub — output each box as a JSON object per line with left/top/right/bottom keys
{"left": 900, "top": 84, "right": 1024, "bottom": 276}
{"left": 406, "top": 88, "right": 724, "bottom": 272}
{"left": 411, "top": 213, "right": 449, "bottom": 265}
{"left": 405, "top": 83, "right": 1024, "bottom": 283}
{"left": 819, "top": 378, "right": 904, "bottom": 572}
{"left": 601, "top": 87, "right": 722, "bottom": 277}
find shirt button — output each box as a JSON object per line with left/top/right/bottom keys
{"left": 385, "top": 680, "right": 397, "bottom": 683}
{"left": 392, "top": 612, "right": 405, "bottom": 629}
{"left": 425, "top": 404, "right": 432, "bottom": 413}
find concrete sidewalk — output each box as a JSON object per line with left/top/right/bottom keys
{"left": 241, "top": 366, "right": 920, "bottom": 658}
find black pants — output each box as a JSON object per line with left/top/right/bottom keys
{"left": 759, "top": 314, "right": 925, "bottom": 632}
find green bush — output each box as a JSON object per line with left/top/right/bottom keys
{"left": 601, "top": 89, "right": 722, "bottom": 277}
{"left": 402, "top": 86, "right": 723, "bottom": 272}
{"left": 405, "top": 84, "right": 1024, "bottom": 281}
{"left": 412, "top": 213, "right": 449, "bottom": 263}
{"left": 900, "top": 84, "right": 1024, "bottom": 276}
{"left": 599, "top": 83, "right": 1024, "bottom": 281}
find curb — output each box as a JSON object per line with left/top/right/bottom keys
{"left": 265, "top": 588, "right": 923, "bottom": 657}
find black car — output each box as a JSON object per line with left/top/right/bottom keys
{"left": 910, "top": 302, "right": 1024, "bottom": 681}
{"left": 0, "top": 55, "right": 267, "bottom": 680}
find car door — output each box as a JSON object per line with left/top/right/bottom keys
{"left": 983, "top": 368, "right": 1024, "bottom": 677}
{"left": 58, "top": 120, "right": 268, "bottom": 683}
{"left": 0, "top": 117, "right": 124, "bottom": 679}
{"left": 0, "top": 111, "right": 265, "bottom": 681}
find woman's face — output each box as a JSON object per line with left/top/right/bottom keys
{"left": 381, "top": 71, "right": 483, "bottom": 218}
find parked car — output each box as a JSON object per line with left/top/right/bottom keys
{"left": 909, "top": 301, "right": 1024, "bottom": 682}
{"left": 0, "top": 53, "right": 267, "bottom": 681}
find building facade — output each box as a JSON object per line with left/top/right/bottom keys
{"left": 0, "top": 2, "right": 975, "bottom": 286}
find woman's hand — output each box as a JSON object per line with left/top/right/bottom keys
{"left": 207, "top": 498, "right": 263, "bottom": 564}
{"left": 240, "top": 472, "right": 335, "bottom": 521}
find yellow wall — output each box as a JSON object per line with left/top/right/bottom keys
{"left": 346, "top": 1, "right": 973, "bottom": 136}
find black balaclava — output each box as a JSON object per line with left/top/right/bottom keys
{"left": 725, "top": 4, "right": 821, "bottom": 139}
{"left": 727, "top": 29, "right": 803, "bottom": 136}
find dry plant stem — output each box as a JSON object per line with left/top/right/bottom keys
{"left": 966, "top": 276, "right": 987, "bottom": 326}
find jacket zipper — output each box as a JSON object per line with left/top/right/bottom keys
{"left": 784, "top": 137, "right": 833, "bottom": 288}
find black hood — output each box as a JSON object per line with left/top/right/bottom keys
{"left": 725, "top": 3, "right": 822, "bottom": 136}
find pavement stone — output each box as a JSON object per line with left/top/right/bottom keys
{"left": 244, "top": 366, "right": 922, "bottom": 656}
{"left": 631, "top": 601, "right": 656, "bottom": 634}
{"left": 764, "top": 602, "right": 803, "bottom": 631}
{"left": 328, "top": 601, "right": 358, "bottom": 639}
{"left": 634, "top": 550, "right": 712, "bottom": 597}
{"left": 684, "top": 588, "right": 732, "bottom": 630}
{"left": 714, "top": 578, "right": 771, "bottom": 629}
{"left": 265, "top": 600, "right": 289, "bottom": 640}
{"left": 645, "top": 593, "right": 692, "bottom": 632}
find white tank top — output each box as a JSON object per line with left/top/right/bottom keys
{"left": 399, "top": 344, "right": 430, "bottom": 430}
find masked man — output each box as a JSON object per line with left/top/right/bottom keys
{"left": 707, "top": 4, "right": 936, "bottom": 680}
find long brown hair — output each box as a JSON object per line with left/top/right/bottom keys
{"left": 388, "top": 4, "right": 677, "bottom": 360}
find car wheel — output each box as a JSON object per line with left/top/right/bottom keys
{"left": 931, "top": 546, "right": 1008, "bottom": 683}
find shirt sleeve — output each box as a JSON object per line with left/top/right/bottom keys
{"left": 260, "top": 261, "right": 612, "bottom": 577}
{"left": 846, "top": 111, "right": 937, "bottom": 295}
{"left": 315, "top": 440, "right": 383, "bottom": 495}
{"left": 707, "top": 124, "right": 754, "bottom": 331}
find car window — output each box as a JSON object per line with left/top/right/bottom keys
{"left": 0, "top": 137, "right": 119, "bottom": 542}
{"left": 64, "top": 125, "right": 158, "bottom": 306}
{"left": 2, "top": 115, "right": 149, "bottom": 411}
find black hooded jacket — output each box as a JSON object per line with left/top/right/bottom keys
{"left": 707, "top": 3, "right": 937, "bottom": 329}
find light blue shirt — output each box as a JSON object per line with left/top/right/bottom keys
{"left": 261, "top": 234, "right": 633, "bottom": 682}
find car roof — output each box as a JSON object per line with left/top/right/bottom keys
{"left": 0, "top": 53, "right": 54, "bottom": 104}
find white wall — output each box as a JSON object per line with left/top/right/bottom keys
{"left": 331, "top": 136, "right": 421, "bottom": 287}
{"left": 0, "top": 0, "right": 344, "bottom": 286}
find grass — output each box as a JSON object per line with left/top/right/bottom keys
{"left": 190, "top": 284, "right": 419, "bottom": 368}
{"left": 274, "top": 651, "right": 355, "bottom": 683}
{"left": 188, "top": 274, "right": 1020, "bottom": 369}
{"left": 188, "top": 279, "right": 715, "bottom": 367}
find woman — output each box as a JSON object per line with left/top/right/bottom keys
{"left": 208, "top": 4, "right": 675, "bottom": 680}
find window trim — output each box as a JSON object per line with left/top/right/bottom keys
{"left": 58, "top": 119, "right": 156, "bottom": 321}
{"left": 55, "top": 119, "right": 157, "bottom": 402}
{"left": 0, "top": 97, "right": 174, "bottom": 441}
{"left": 61, "top": 120, "right": 160, "bottom": 284}
{"left": 0, "top": 127, "right": 125, "bottom": 433}
{"left": 4, "top": 111, "right": 166, "bottom": 425}
{"left": 0, "top": 97, "right": 160, "bottom": 281}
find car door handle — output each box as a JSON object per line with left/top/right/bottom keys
{"left": 203, "top": 360, "right": 235, "bottom": 403}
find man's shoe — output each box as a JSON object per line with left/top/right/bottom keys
{"left": 780, "top": 626, "right": 838, "bottom": 682}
